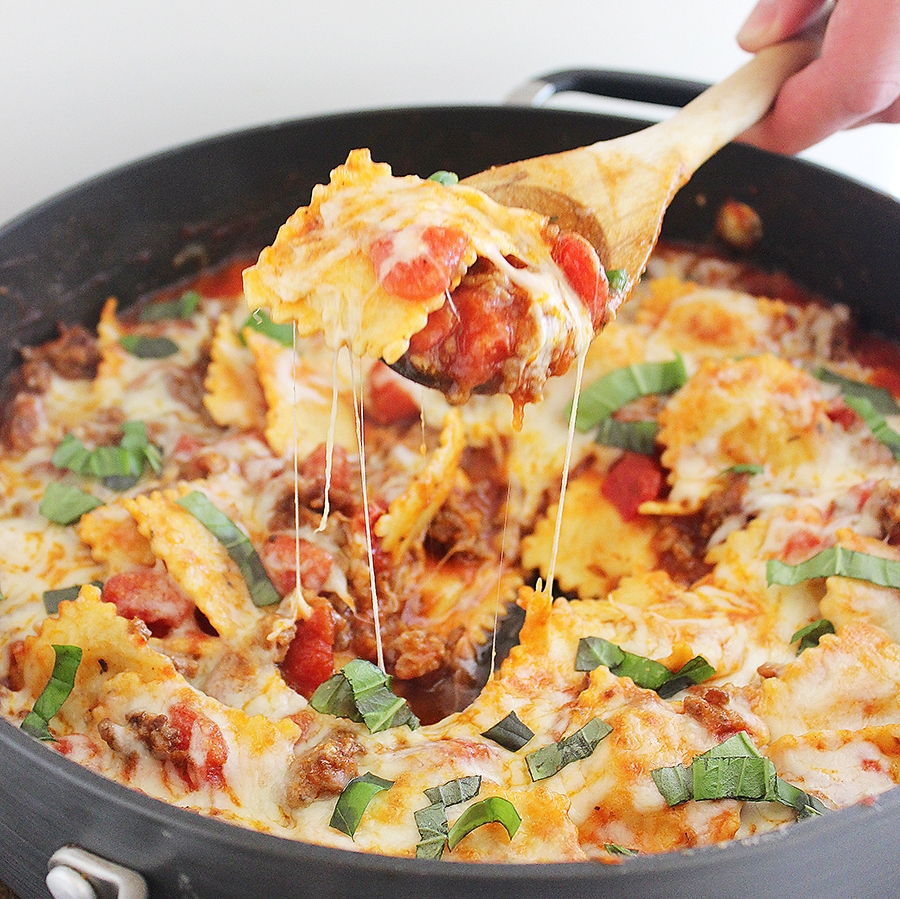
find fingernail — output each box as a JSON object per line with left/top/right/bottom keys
{"left": 737, "top": 0, "right": 780, "bottom": 48}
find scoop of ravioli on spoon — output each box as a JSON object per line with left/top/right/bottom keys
{"left": 243, "top": 35, "right": 818, "bottom": 422}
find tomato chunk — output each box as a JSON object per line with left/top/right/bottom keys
{"left": 260, "top": 534, "right": 334, "bottom": 597}
{"left": 370, "top": 225, "right": 469, "bottom": 301}
{"left": 367, "top": 361, "right": 421, "bottom": 424}
{"left": 281, "top": 600, "right": 336, "bottom": 698}
{"left": 601, "top": 452, "right": 665, "bottom": 522}
{"left": 102, "top": 568, "right": 194, "bottom": 637}
{"left": 551, "top": 231, "right": 609, "bottom": 329}
{"left": 168, "top": 703, "right": 229, "bottom": 790}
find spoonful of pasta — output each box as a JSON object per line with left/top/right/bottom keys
{"left": 243, "top": 33, "right": 819, "bottom": 424}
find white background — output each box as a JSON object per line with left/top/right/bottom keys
{"left": 2, "top": 0, "right": 899, "bottom": 228}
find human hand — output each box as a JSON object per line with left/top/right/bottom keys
{"left": 737, "top": 0, "right": 900, "bottom": 153}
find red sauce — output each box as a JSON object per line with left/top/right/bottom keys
{"left": 102, "top": 568, "right": 194, "bottom": 637}
{"left": 280, "top": 600, "right": 336, "bottom": 699}
{"left": 602, "top": 452, "right": 665, "bottom": 522}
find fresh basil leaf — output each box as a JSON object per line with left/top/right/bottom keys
{"left": 43, "top": 581, "right": 104, "bottom": 615}
{"left": 414, "top": 801, "right": 449, "bottom": 859}
{"left": 575, "top": 355, "right": 687, "bottom": 432}
{"left": 310, "top": 659, "right": 419, "bottom": 733}
{"left": 330, "top": 772, "right": 393, "bottom": 838}
{"left": 791, "top": 619, "right": 835, "bottom": 653}
{"left": 138, "top": 290, "right": 201, "bottom": 322}
{"left": 480, "top": 711, "right": 534, "bottom": 751}
{"left": 652, "top": 763, "right": 694, "bottom": 807}
{"left": 20, "top": 644, "right": 82, "bottom": 741}
{"left": 813, "top": 367, "right": 900, "bottom": 415}
{"left": 843, "top": 394, "right": 900, "bottom": 460}
{"left": 606, "top": 268, "right": 628, "bottom": 293}
{"left": 51, "top": 434, "right": 91, "bottom": 472}
{"left": 427, "top": 170, "right": 459, "bottom": 186}
{"left": 175, "top": 491, "right": 281, "bottom": 606}
{"left": 424, "top": 776, "right": 482, "bottom": 808}
{"left": 40, "top": 482, "right": 103, "bottom": 525}
{"left": 118, "top": 335, "right": 179, "bottom": 359}
{"left": 576, "top": 637, "right": 713, "bottom": 697}
{"left": 525, "top": 717, "right": 612, "bottom": 782}
{"left": 242, "top": 309, "right": 294, "bottom": 347}
{"left": 446, "top": 797, "right": 521, "bottom": 851}
{"left": 767, "top": 546, "right": 900, "bottom": 589}
{"left": 605, "top": 843, "right": 638, "bottom": 857}
{"left": 594, "top": 418, "right": 659, "bottom": 454}
{"left": 725, "top": 463, "right": 764, "bottom": 475}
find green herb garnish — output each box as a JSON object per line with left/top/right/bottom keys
{"left": 813, "top": 367, "right": 900, "bottom": 415}
{"left": 39, "top": 482, "right": 103, "bottom": 525}
{"left": 605, "top": 843, "right": 638, "bottom": 857}
{"left": 310, "top": 659, "right": 419, "bottom": 733}
{"left": 725, "top": 463, "right": 764, "bottom": 476}
{"left": 175, "top": 490, "right": 280, "bottom": 606}
{"left": 20, "top": 644, "right": 82, "bottom": 741}
{"left": 424, "top": 776, "right": 482, "bottom": 807}
{"left": 43, "top": 581, "right": 104, "bottom": 615}
{"left": 118, "top": 335, "right": 179, "bottom": 359}
{"left": 447, "top": 797, "right": 521, "bottom": 851}
{"left": 606, "top": 269, "right": 628, "bottom": 293}
{"left": 480, "top": 711, "right": 534, "bottom": 751}
{"left": 767, "top": 546, "right": 900, "bottom": 589}
{"left": 330, "top": 772, "right": 394, "bottom": 838}
{"left": 791, "top": 619, "right": 835, "bottom": 653}
{"left": 593, "top": 418, "right": 659, "bottom": 454}
{"left": 138, "top": 290, "right": 201, "bottom": 323}
{"left": 241, "top": 309, "right": 294, "bottom": 347}
{"left": 427, "top": 170, "right": 459, "bottom": 186}
{"left": 415, "top": 776, "right": 484, "bottom": 858}
{"left": 575, "top": 636, "right": 714, "bottom": 697}
{"left": 843, "top": 395, "right": 900, "bottom": 460}
{"left": 575, "top": 355, "right": 687, "bottom": 432}
{"left": 652, "top": 733, "right": 826, "bottom": 819}
{"left": 525, "top": 717, "right": 612, "bottom": 782}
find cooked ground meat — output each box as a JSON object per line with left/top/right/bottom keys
{"left": 283, "top": 731, "right": 363, "bottom": 809}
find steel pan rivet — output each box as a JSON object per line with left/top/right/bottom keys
{"left": 46, "top": 864, "right": 98, "bottom": 899}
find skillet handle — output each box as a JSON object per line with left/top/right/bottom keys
{"left": 505, "top": 69, "right": 709, "bottom": 110}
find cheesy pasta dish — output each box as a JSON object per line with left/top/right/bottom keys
{"left": 2, "top": 177, "right": 900, "bottom": 862}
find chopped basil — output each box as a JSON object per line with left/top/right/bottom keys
{"left": 594, "top": 418, "right": 659, "bottom": 455}
{"left": 310, "top": 658, "right": 419, "bottom": 733}
{"left": 605, "top": 843, "right": 638, "bottom": 857}
{"left": 843, "top": 395, "right": 900, "bottom": 460}
{"left": 53, "top": 421, "right": 162, "bottom": 492}
{"left": 525, "top": 717, "right": 612, "bottom": 782}
{"left": 575, "top": 637, "right": 714, "bottom": 697}
{"left": 39, "top": 482, "right": 103, "bottom": 525}
{"left": 767, "top": 546, "right": 900, "bottom": 589}
{"left": 424, "top": 775, "right": 482, "bottom": 807}
{"left": 446, "top": 796, "right": 521, "bottom": 851}
{"left": 791, "top": 619, "right": 835, "bottom": 653}
{"left": 575, "top": 354, "right": 687, "bottom": 432}
{"left": 118, "top": 335, "right": 179, "bottom": 359}
{"left": 606, "top": 268, "right": 628, "bottom": 293}
{"left": 415, "top": 802, "right": 449, "bottom": 859}
{"left": 427, "top": 170, "right": 459, "bottom": 186}
{"left": 330, "top": 772, "right": 393, "bottom": 838}
{"left": 725, "top": 463, "right": 764, "bottom": 476}
{"left": 651, "top": 733, "right": 826, "bottom": 819}
{"left": 241, "top": 309, "right": 294, "bottom": 347}
{"left": 813, "top": 366, "right": 900, "bottom": 415}
{"left": 138, "top": 290, "right": 201, "bottom": 323}
{"left": 43, "top": 581, "right": 104, "bottom": 615}
{"left": 480, "top": 711, "right": 534, "bottom": 751}
{"left": 20, "top": 644, "right": 82, "bottom": 741}
{"left": 175, "top": 491, "right": 280, "bottom": 606}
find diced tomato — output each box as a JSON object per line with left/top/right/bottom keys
{"left": 102, "top": 568, "right": 194, "bottom": 638}
{"left": 601, "top": 452, "right": 665, "bottom": 522}
{"left": 366, "top": 361, "right": 421, "bottom": 424}
{"left": 260, "top": 534, "right": 334, "bottom": 597}
{"left": 370, "top": 225, "right": 469, "bottom": 301}
{"left": 168, "top": 703, "right": 229, "bottom": 790}
{"left": 551, "top": 230, "right": 610, "bottom": 329}
{"left": 281, "top": 600, "right": 336, "bottom": 698}
{"left": 825, "top": 399, "right": 858, "bottom": 430}
{"left": 781, "top": 530, "right": 828, "bottom": 565}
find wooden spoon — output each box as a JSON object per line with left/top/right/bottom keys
{"left": 461, "top": 34, "right": 820, "bottom": 302}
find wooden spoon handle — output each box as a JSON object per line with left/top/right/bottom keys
{"left": 595, "top": 34, "right": 821, "bottom": 177}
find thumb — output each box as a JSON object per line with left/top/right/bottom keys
{"left": 737, "top": 0, "right": 827, "bottom": 52}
